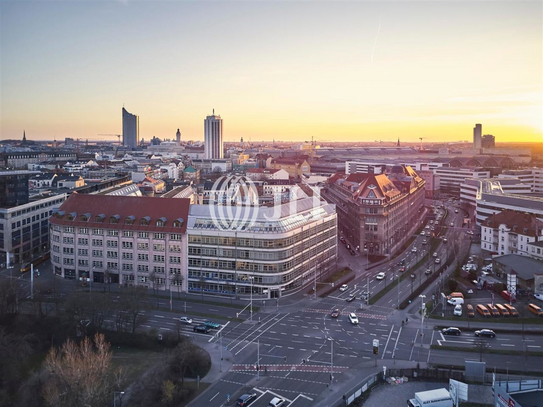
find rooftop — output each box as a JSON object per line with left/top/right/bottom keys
{"left": 483, "top": 209, "right": 543, "bottom": 237}
{"left": 493, "top": 254, "right": 543, "bottom": 280}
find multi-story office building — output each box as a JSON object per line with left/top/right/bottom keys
{"left": 122, "top": 107, "right": 140, "bottom": 149}
{"left": 475, "top": 192, "right": 543, "bottom": 226}
{"left": 1, "top": 193, "right": 67, "bottom": 264}
{"left": 481, "top": 210, "right": 543, "bottom": 256}
{"left": 481, "top": 134, "right": 495, "bottom": 149}
{"left": 49, "top": 194, "right": 190, "bottom": 288}
{"left": 501, "top": 169, "right": 543, "bottom": 194}
{"left": 187, "top": 196, "right": 337, "bottom": 299}
{"left": 434, "top": 167, "right": 490, "bottom": 196}
{"left": 0, "top": 171, "right": 67, "bottom": 264}
{"left": 1, "top": 151, "right": 77, "bottom": 170}
{"left": 204, "top": 112, "right": 223, "bottom": 159}
{"left": 473, "top": 123, "right": 482, "bottom": 149}
{"left": 460, "top": 178, "right": 532, "bottom": 213}
{"left": 322, "top": 165, "right": 425, "bottom": 258}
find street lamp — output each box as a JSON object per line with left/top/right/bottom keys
{"left": 249, "top": 276, "right": 254, "bottom": 322}
{"left": 419, "top": 295, "right": 426, "bottom": 346}
{"left": 396, "top": 274, "right": 400, "bottom": 310}
{"left": 327, "top": 337, "right": 334, "bottom": 390}
{"left": 113, "top": 391, "right": 125, "bottom": 407}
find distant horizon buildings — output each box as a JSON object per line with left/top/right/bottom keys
{"left": 473, "top": 123, "right": 482, "bottom": 149}
{"left": 204, "top": 110, "right": 223, "bottom": 159}
{"left": 122, "top": 107, "right": 139, "bottom": 149}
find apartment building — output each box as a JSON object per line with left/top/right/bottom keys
{"left": 481, "top": 210, "right": 543, "bottom": 256}
{"left": 49, "top": 194, "right": 190, "bottom": 289}
{"left": 322, "top": 165, "right": 425, "bottom": 258}
{"left": 187, "top": 196, "right": 337, "bottom": 299}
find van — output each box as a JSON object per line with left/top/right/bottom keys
{"left": 447, "top": 297, "right": 464, "bottom": 306}
{"left": 477, "top": 304, "right": 491, "bottom": 317}
{"left": 486, "top": 304, "right": 500, "bottom": 317}
{"left": 500, "top": 290, "right": 516, "bottom": 303}
{"left": 466, "top": 304, "right": 475, "bottom": 317}
{"left": 528, "top": 303, "right": 543, "bottom": 317}
{"left": 495, "top": 304, "right": 510, "bottom": 317}
{"left": 503, "top": 303, "right": 518, "bottom": 317}
{"left": 447, "top": 292, "right": 465, "bottom": 300}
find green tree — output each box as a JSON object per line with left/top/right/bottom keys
{"left": 161, "top": 380, "right": 177, "bottom": 403}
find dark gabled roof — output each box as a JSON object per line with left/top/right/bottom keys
{"left": 49, "top": 194, "right": 190, "bottom": 233}
{"left": 483, "top": 210, "right": 543, "bottom": 237}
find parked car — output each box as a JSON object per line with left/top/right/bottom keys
{"left": 534, "top": 293, "right": 543, "bottom": 301}
{"left": 178, "top": 316, "right": 192, "bottom": 324}
{"left": 193, "top": 325, "right": 211, "bottom": 334}
{"left": 203, "top": 320, "right": 220, "bottom": 329}
{"left": 475, "top": 329, "right": 496, "bottom": 338}
{"left": 376, "top": 272, "right": 386, "bottom": 280}
{"left": 339, "top": 284, "right": 348, "bottom": 292}
{"left": 346, "top": 294, "right": 356, "bottom": 302}
{"left": 268, "top": 397, "right": 285, "bottom": 407}
{"left": 453, "top": 304, "right": 462, "bottom": 316}
{"left": 348, "top": 313, "right": 359, "bottom": 324}
{"left": 237, "top": 393, "right": 257, "bottom": 407}
{"left": 442, "top": 327, "right": 462, "bottom": 336}
{"left": 330, "top": 309, "right": 340, "bottom": 318}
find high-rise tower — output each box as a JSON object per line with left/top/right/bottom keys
{"left": 473, "top": 123, "right": 482, "bottom": 149}
{"left": 204, "top": 110, "right": 223, "bottom": 159}
{"left": 176, "top": 128, "right": 181, "bottom": 144}
{"left": 122, "top": 107, "right": 139, "bottom": 149}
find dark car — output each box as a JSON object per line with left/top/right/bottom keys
{"left": 399, "top": 266, "right": 406, "bottom": 272}
{"left": 203, "top": 320, "right": 220, "bottom": 329}
{"left": 475, "top": 329, "right": 496, "bottom": 338}
{"left": 237, "top": 393, "right": 257, "bottom": 407}
{"left": 346, "top": 294, "right": 356, "bottom": 302}
{"left": 330, "top": 308, "right": 340, "bottom": 318}
{"left": 442, "top": 327, "right": 462, "bottom": 336}
{"left": 340, "top": 237, "right": 346, "bottom": 244}
{"left": 349, "top": 249, "right": 356, "bottom": 256}
{"left": 193, "top": 325, "right": 211, "bottom": 334}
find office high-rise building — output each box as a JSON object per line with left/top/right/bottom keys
{"left": 204, "top": 110, "right": 223, "bottom": 159}
{"left": 122, "top": 107, "right": 139, "bottom": 149}
{"left": 473, "top": 123, "right": 482, "bottom": 149}
{"left": 176, "top": 128, "right": 181, "bottom": 144}
{"left": 482, "top": 134, "right": 495, "bottom": 149}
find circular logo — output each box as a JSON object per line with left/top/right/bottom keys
{"left": 208, "top": 176, "right": 259, "bottom": 231}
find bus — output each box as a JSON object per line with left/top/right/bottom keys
{"left": 20, "top": 252, "right": 50, "bottom": 273}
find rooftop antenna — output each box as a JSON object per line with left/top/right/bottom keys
{"left": 213, "top": 108, "right": 215, "bottom": 115}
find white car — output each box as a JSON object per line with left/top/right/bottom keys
{"left": 453, "top": 304, "right": 462, "bottom": 316}
{"left": 339, "top": 284, "right": 348, "bottom": 292}
{"left": 411, "top": 247, "right": 418, "bottom": 253}
{"left": 420, "top": 231, "right": 426, "bottom": 236}
{"left": 179, "top": 316, "right": 193, "bottom": 324}
{"left": 534, "top": 293, "right": 543, "bottom": 301}
{"left": 433, "top": 252, "right": 438, "bottom": 257}
{"left": 422, "top": 239, "right": 427, "bottom": 245}
{"left": 376, "top": 272, "right": 386, "bottom": 280}
{"left": 435, "top": 258, "right": 441, "bottom": 264}
{"left": 348, "top": 313, "right": 359, "bottom": 324}
{"left": 450, "top": 223, "right": 454, "bottom": 227}
{"left": 443, "top": 238, "right": 447, "bottom": 243}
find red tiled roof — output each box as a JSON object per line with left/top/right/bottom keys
{"left": 50, "top": 194, "right": 190, "bottom": 233}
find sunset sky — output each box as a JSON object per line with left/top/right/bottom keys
{"left": 1, "top": 1, "right": 541, "bottom": 143}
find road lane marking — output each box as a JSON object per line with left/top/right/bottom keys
{"left": 209, "top": 392, "right": 220, "bottom": 401}
{"left": 382, "top": 325, "right": 395, "bottom": 360}
{"left": 153, "top": 315, "right": 164, "bottom": 318}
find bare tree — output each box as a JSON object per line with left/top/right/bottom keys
{"left": 172, "top": 273, "right": 183, "bottom": 299}
{"left": 117, "top": 286, "right": 150, "bottom": 334}
{"left": 42, "top": 333, "right": 125, "bottom": 407}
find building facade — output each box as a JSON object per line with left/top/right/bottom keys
{"left": 204, "top": 112, "right": 223, "bottom": 159}
{"left": 270, "top": 157, "right": 310, "bottom": 178}
{"left": 473, "top": 123, "right": 482, "bottom": 149}
{"left": 49, "top": 194, "right": 190, "bottom": 289}
{"left": 460, "top": 178, "right": 532, "bottom": 213}
{"left": 322, "top": 165, "right": 425, "bottom": 258}
{"left": 434, "top": 167, "right": 490, "bottom": 196}
{"left": 475, "top": 192, "right": 543, "bottom": 226}
{"left": 122, "top": 107, "right": 140, "bottom": 149}
{"left": 481, "top": 210, "right": 543, "bottom": 256}
{"left": 186, "top": 197, "right": 337, "bottom": 299}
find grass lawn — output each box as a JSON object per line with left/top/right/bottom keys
{"left": 111, "top": 346, "right": 165, "bottom": 383}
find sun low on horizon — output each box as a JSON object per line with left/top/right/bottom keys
{"left": 0, "top": 1, "right": 541, "bottom": 144}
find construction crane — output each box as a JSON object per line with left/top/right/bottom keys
{"left": 98, "top": 134, "right": 122, "bottom": 145}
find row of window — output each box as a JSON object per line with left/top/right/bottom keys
{"left": 57, "top": 212, "right": 184, "bottom": 228}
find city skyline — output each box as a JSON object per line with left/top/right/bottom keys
{"left": 1, "top": 1, "right": 541, "bottom": 143}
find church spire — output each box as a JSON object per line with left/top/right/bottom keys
{"left": 397, "top": 138, "right": 400, "bottom": 147}
{"left": 22, "top": 130, "right": 27, "bottom": 144}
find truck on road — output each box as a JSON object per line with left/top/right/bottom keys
{"left": 407, "top": 388, "right": 453, "bottom": 407}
